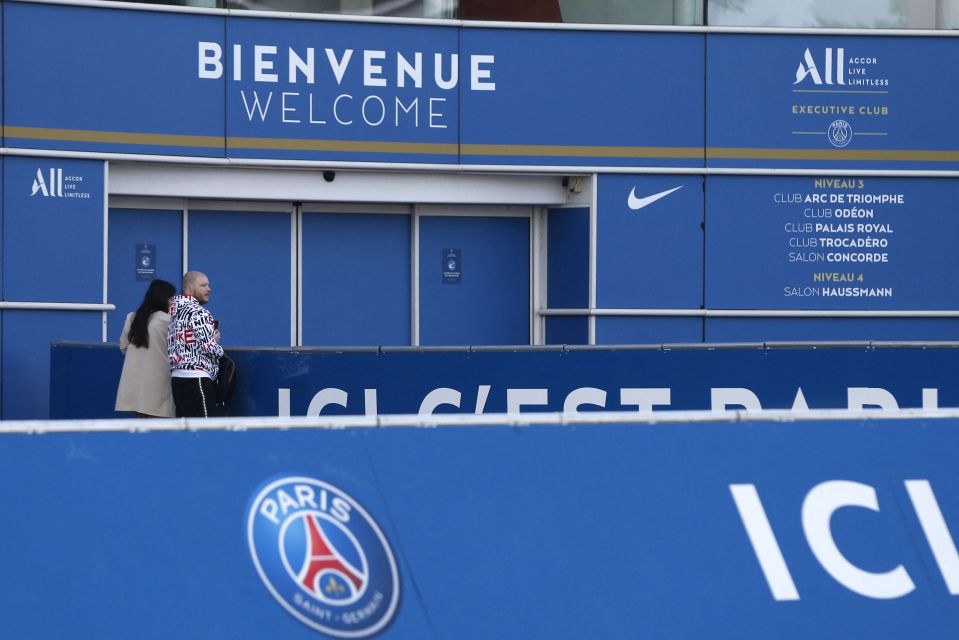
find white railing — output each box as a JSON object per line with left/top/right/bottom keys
{"left": 3, "top": 407, "right": 959, "bottom": 434}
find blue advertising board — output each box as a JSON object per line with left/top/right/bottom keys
{"left": 707, "top": 34, "right": 959, "bottom": 169}
{"left": 706, "top": 176, "right": 959, "bottom": 310}
{"left": 706, "top": 316, "right": 959, "bottom": 343}
{"left": 3, "top": 156, "right": 104, "bottom": 302}
{"left": 2, "top": 156, "right": 106, "bottom": 419}
{"left": 4, "top": 4, "right": 959, "bottom": 170}
{"left": 459, "top": 28, "right": 705, "bottom": 167}
{"left": 1, "top": 415, "right": 958, "bottom": 638}
{"left": 4, "top": 2, "right": 225, "bottom": 157}
{"left": 1, "top": 3, "right": 705, "bottom": 167}
{"left": 596, "top": 174, "right": 704, "bottom": 308}
{"left": 51, "top": 343, "right": 959, "bottom": 420}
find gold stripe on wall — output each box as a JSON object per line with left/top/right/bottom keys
{"left": 9, "top": 125, "right": 955, "bottom": 164}
{"left": 707, "top": 147, "right": 959, "bottom": 162}
{"left": 461, "top": 143, "right": 703, "bottom": 159}
{"left": 4, "top": 125, "right": 223, "bottom": 149}
{"left": 226, "top": 137, "right": 457, "bottom": 155}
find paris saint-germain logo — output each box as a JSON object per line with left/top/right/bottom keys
{"left": 827, "top": 119, "right": 853, "bottom": 148}
{"left": 247, "top": 476, "right": 400, "bottom": 637}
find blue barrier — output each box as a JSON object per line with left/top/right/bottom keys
{"left": 52, "top": 341, "right": 959, "bottom": 419}
{"left": 1, "top": 412, "right": 958, "bottom": 638}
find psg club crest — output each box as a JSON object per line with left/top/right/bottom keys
{"left": 247, "top": 476, "right": 400, "bottom": 637}
{"left": 827, "top": 119, "right": 853, "bottom": 148}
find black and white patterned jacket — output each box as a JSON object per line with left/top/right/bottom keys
{"left": 167, "top": 294, "right": 224, "bottom": 379}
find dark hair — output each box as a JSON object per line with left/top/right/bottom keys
{"left": 129, "top": 279, "right": 176, "bottom": 348}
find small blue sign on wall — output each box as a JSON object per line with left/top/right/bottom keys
{"left": 442, "top": 248, "right": 461, "bottom": 284}
{"left": 135, "top": 244, "right": 156, "bottom": 281}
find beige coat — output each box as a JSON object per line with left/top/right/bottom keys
{"left": 115, "top": 311, "right": 175, "bottom": 417}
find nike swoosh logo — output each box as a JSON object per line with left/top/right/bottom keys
{"left": 627, "top": 185, "right": 683, "bottom": 210}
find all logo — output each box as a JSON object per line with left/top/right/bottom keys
{"left": 246, "top": 476, "right": 400, "bottom": 637}
{"left": 794, "top": 48, "right": 845, "bottom": 86}
{"left": 31, "top": 167, "right": 64, "bottom": 197}
{"left": 30, "top": 167, "right": 92, "bottom": 199}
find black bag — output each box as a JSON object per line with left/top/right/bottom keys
{"left": 215, "top": 354, "right": 237, "bottom": 413}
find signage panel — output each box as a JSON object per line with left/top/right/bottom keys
{"left": 135, "top": 244, "right": 157, "bottom": 281}
{"left": 706, "top": 176, "right": 959, "bottom": 310}
{"left": 707, "top": 34, "right": 959, "bottom": 169}
{"left": 442, "top": 248, "right": 461, "bottom": 284}
{"left": 6, "top": 8, "right": 959, "bottom": 170}
{"left": 597, "top": 174, "right": 704, "bottom": 308}
{"left": 4, "top": 2, "right": 225, "bottom": 157}
{"left": 51, "top": 343, "right": 959, "bottom": 420}
{"left": 1, "top": 418, "right": 958, "bottom": 638}
{"left": 4, "top": 157, "right": 104, "bottom": 301}
{"left": 460, "top": 28, "right": 705, "bottom": 167}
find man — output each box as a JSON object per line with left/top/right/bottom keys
{"left": 168, "top": 271, "right": 223, "bottom": 417}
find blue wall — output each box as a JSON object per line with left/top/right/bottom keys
{"left": 588, "top": 172, "right": 959, "bottom": 343}
{"left": 4, "top": 4, "right": 959, "bottom": 417}
{"left": 2, "top": 415, "right": 959, "bottom": 638}
{"left": 2, "top": 157, "right": 105, "bottom": 419}
{"left": 596, "top": 174, "right": 704, "bottom": 309}
{"left": 546, "top": 206, "right": 589, "bottom": 344}
{"left": 5, "top": 2, "right": 224, "bottom": 157}
{"left": 7, "top": 4, "right": 953, "bottom": 169}
{"left": 707, "top": 34, "right": 959, "bottom": 170}
{"left": 52, "top": 342, "right": 959, "bottom": 419}
{"left": 3, "top": 158, "right": 103, "bottom": 301}
{"left": 4, "top": 2, "right": 704, "bottom": 166}
{"left": 459, "top": 28, "right": 704, "bottom": 166}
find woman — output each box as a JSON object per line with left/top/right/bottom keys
{"left": 115, "top": 279, "right": 177, "bottom": 418}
